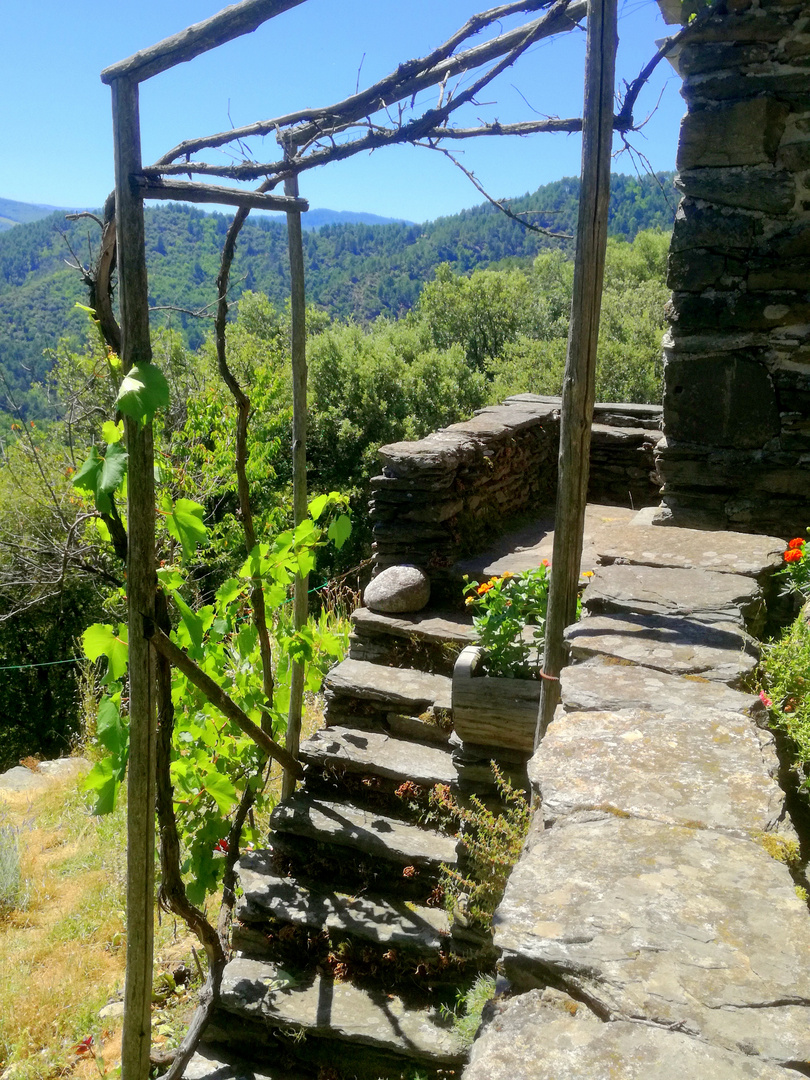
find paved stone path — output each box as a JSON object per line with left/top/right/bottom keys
{"left": 464, "top": 522, "right": 809, "bottom": 1080}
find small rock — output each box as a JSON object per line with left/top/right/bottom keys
{"left": 363, "top": 564, "right": 431, "bottom": 613}
{"left": 98, "top": 1001, "right": 125, "bottom": 1020}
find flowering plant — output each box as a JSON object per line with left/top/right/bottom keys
{"left": 463, "top": 564, "right": 551, "bottom": 679}
{"left": 778, "top": 531, "right": 810, "bottom": 599}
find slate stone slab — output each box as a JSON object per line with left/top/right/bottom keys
{"left": 593, "top": 522, "right": 784, "bottom": 578}
{"left": 529, "top": 707, "right": 787, "bottom": 837}
{"left": 559, "top": 657, "right": 763, "bottom": 716}
{"left": 182, "top": 1047, "right": 306, "bottom": 1080}
{"left": 220, "top": 957, "right": 464, "bottom": 1064}
{"left": 351, "top": 605, "right": 474, "bottom": 646}
{"left": 300, "top": 726, "right": 456, "bottom": 787}
{"left": 495, "top": 815, "right": 810, "bottom": 1068}
{"left": 583, "top": 563, "right": 763, "bottom": 628}
{"left": 463, "top": 988, "right": 797, "bottom": 1080}
{"left": 235, "top": 851, "right": 450, "bottom": 950}
{"left": 270, "top": 794, "right": 457, "bottom": 870}
{"left": 323, "top": 659, "right": 452, "bottom": 712}
{"left": 565, "top": 612, "right": 759, "bottom": 687}
{"left": 236, "top": 853, "right": 449, "bottom": 945}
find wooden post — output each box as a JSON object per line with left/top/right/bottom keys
{"left": 110, "top": 76, "right": 157, "bottom": 1080}
{"left": 536, "top": 0, "right": 617, "bottom": 743}
{"left": 282, "top": 173, "right": 308, "bottom": 800}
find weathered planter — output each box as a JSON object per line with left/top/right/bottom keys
{"left": 452, "top": 645, "right": 541, "bottom": 753}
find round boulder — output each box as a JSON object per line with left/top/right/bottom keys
{"left": 363, "top": 564, "right": 431, "bottom": 614}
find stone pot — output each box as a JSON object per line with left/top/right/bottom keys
{"left": 451, "top": 645, "right": 541, "bottom": 753}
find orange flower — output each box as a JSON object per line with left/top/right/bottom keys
{"left": 501, "top": 571, "right": 514, "bottom": 580}
{"left": 787, "top": 538, "right": 806, "bottom": 549}
{"left": 477, "top": 582, "right": 494, "bottom": 595}
{"left": 784, "top": 549, "right": 803, "bottom": 563}
{"left": 541, "top": 559, "right": 550, "bottom": 568}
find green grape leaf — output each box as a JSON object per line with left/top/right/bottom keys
{"left": 83, "top": 752, "right": 127, "bottom": 816}
{"left": 72, "top": 443, "right": 128, "bottom": 515}
{"left": 308, "top": 493, "right": 329, "bottom": 521}
{"left": 263, "top": 583, "right": 287, "bottom": 609}
{"left": 101, "top": 420, "right": 123, "bottom": 445}
{"left": 173, "top": 593, "right": 204, "bottom": 654}
{"left": 216, "top": 578, "right": 244, "bottom": 609}
{"left": 328, "top": 514, "right": 352, "bottom": 551}
{"left": 297, "top": 549, "right": 317, "bottom": 579}
{"left": 82, "top": 623, "right": 128, "bottom": 682}
{"left": 202, "top": 771, "right": 238, "bottom": 816}
{"left": 96, "top": 696, "right": 128, "bottom": 759}
{"left": 165, "top": 498, "right": 207, "bottom": 560}
{"left": 115, "top": 362, "right": 170, "bottom": 426}
{"left": 156, "top": 567, "right": 186, "bottom": 592}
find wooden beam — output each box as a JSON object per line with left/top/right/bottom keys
{"left": 111, "top": 75, "right": 157, "bottom": 1080}
{"left": 145, "top": 624, "right": 305, "bottom": 780}
{"left": 536, "top": 0, "right": 618, "bottom": 743}
{"left": 281, "top": 173, "right": 308, "bottom": 801}
{"left": 133, "top": 176, "right": 308, "bottom": 212}
{"left": 101, "top": 0, "right": 307, "bottom": 85}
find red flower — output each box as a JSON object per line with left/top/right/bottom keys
{"left": 784, "top": 549, "right": 803, "bottom": 563}
{"left": 787, "top": 537, "right": 806, "bottom": 549}
{"left": 214, "top": 838, "right": 229, "bottom": 853}
{"left": 759, "top": 690, "right": 772, "bottom": 708}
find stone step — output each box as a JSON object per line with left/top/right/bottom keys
{"left": 217, "top": 956, "right": 465, "bottom": 1068}
{"left": 300, "top": 725, "right": 457, "bottom": 788}
{"left": 560, "top": 656, "right": 763, "bottom": 717}
{"left": 323, "top": 658, "right": 452, "bottom": 715}
{"left": 270, "top": 793, "right": 458, "bottom": 872}
{"left": 349, "top": 606, "right": 475, "bottom": 675}
{"left": 582, "top": 562, "right": 765, "bottom": 634}
{"left": 564, "top": 612, "right": 759, "bottom": 688}
{"left": 530, "top": 705, "right": 789, "bottom": 839}
{"left": 592, "top": 521, "right": 784, "bottom": 580}
{"left": 234, "top": 850, "right": 451, "bottom": 953}
{"left": 182, "top": 1046, "right": 307, "bottom": 1080}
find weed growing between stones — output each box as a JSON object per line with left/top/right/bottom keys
{"left": 439, "top": 973, "right": 497, "bottom": 1047}
{"left": 433, "top": 767, "right": 531, "bottom": 931}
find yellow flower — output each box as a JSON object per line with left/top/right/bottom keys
{"left": 581, "top": 570, "right": 594, "bottom": 578}
{"left": 465, "top": 596, "right": 475, "bottom": 606}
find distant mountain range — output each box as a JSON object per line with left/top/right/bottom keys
{"left": 0, "top": 197, "right": 80, "bottom": 232}
{"left": 0, "top": 196, "right": 410, "bottom": 234}
{"left": 0, "top": 172, "right": 678, "bottom": 415}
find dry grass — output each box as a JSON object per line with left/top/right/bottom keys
{"left": 0, "top": 778, "right": 197, "bottom": 1080}
{"left": 0, "top": 691, "right": 331, "bottom": 1079}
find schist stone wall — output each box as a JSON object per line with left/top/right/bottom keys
{"left": 370, "top": 395, "right": 662, "bottom": 581}
{"left": 656, "top": 0, "right": 810, "bottom": 538}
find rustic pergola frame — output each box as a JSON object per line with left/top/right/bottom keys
{"left": 97, "top": 1, "right": 665, "bottom": 1073}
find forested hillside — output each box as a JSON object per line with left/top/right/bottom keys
{"left": 0, "top": 172, "right": 677, "bottom": 413}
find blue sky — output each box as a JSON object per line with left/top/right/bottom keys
{"left": 1, "top": 1, "right": 683, "bottom": 223}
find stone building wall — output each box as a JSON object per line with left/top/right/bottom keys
{"left": 370, "top": 394, "right": 661, "bottom": 582}
{"left": 656, "top": 0, "right": 810, "bottom": 538}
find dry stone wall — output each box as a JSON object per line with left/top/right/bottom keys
{"left": 657, "top": 0, "right": 810, "bottom": 538}
{"left": 371, "top": 395, "right": 662, "bottom": 587}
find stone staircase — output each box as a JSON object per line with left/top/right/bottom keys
{"left": 190, "top": 604, "right": 501, "bottom": 1080}
{"left": 184, "top": 513, "right": 806, "bottom": 1080}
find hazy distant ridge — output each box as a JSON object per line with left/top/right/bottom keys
{"left": 0, "top": 197, "right": 411, "bottom": 233}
